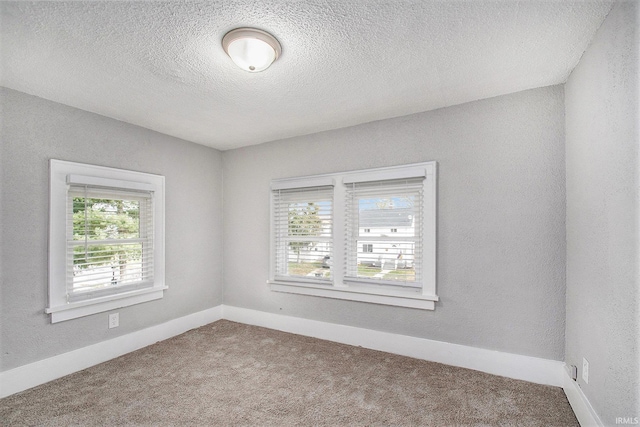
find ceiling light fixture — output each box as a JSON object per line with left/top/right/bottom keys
{"left": 222, "top": 28, "right": 282, "bottom": 73}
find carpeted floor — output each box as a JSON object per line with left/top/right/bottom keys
{"left": 0, "top": 320, "right": 578, "bottom": 426}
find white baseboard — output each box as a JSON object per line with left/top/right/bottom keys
{"left": 562, "top": 368, "right": 603, "bottom": 427}
{"left": 0, "top": 304, "right": 569, "bottom": 400}
{"left": 0, "top": 305, "right": 223, "bottom": 398}
{"left": 222, "top": 305, "right": 565, "bottom": 387}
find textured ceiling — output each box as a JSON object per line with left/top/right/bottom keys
{"left": 0, "top": 1, "right": 613, "bottom": 151}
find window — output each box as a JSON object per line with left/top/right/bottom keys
{"left": 272, "top": 182, "right": 333, "bottom": 283}
{"left": 346, "top": 177, "right": 423, "bottom": 288}
{"left": 269, "top": 162, "right": 437, "bottom": 310}
{"left": 47, "top": 160, "right": 165, "bottom": 323}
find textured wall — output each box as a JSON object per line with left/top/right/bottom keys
{"left": 565, "top": 1, "right": 640, "bottom": 422}
{"left": 0, "top": 88, "right": 224, "bottom": 371}
{"left": 223, "top": 86, "right": 567, "bottom": 360}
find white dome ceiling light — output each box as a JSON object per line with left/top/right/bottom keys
{"left": 222, "top": 28, "right": 282, "bottom": 73}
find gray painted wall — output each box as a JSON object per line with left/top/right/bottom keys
{"left": 0, "top": 88, "right": 224, "bottom": 371}
{"left": 223, "top": 85, "right": 567, "bottom": 361}
{"left": 565, "top": 1, "right": 640, "bottom": 423}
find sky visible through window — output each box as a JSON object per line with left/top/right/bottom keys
{"left": 359, "top": 196, "right": 415, "bottom": 211}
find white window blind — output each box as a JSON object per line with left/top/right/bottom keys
{"left": 273, "top": 186, "right": 333, "bottom": 283}
{"left": 66, "top": 184, "right": 154, "bottom": 302}
{"left": 345, "top": 177, "right": 424, "bottom": 288}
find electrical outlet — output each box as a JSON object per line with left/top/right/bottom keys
{"left": 582, "top": 357, "right": 589, "bottom": 384}
{"left": 108, "top": 313, "right": 119, "bottom": 329}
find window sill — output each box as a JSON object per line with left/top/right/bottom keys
{"left": 268, "top": 280, "right": 438, "bottom": 310}
{"left": 46, "top": 286, "right": 167, "bottom": 323}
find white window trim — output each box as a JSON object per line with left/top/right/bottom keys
{"left": 269, "top": 162, "right": 438, "bottom": 310}
{"left": 47, "top": 160, "right": 166, "bottom": 323}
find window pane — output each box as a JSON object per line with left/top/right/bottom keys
{"left": 284, "top": 200, "right": 332, "bottom": 278}
{"left": 285, "top": 239, "right": 331, "bottom": 279}
{"left": 355, "top": 240, "right": 416, "bottom": 282}
{"left": 72, "top": 242, "right": 147, "bottom": 291}
{"left": 358, "top": 196, "right": 416, "bottom": 237}
{"left": 287, "top": 201, "right": 332, "bottom": 238}
{"left": 346, "top": 178, "right": 423, "bottom": 287}
{"left": 67, "top": 188, "right": 154, "bottom": 300}
{"left": 273, "top": 186, "right": 333, "bottom": 281}
{"left": 73, "top": 197, "right": 140, "bottom": 240}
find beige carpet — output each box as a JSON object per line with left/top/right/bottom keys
{"left": 0, "top": 320, "right": 578, "bottom": 426}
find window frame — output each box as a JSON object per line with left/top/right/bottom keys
{"left": 47, "top": 160, "right": 166, "bottom": 323}
{"left": 269, "top": 162, "right": 437, "bottom": 310}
